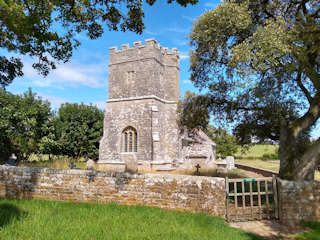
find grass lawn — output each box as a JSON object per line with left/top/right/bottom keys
{"left": 235, "top": 144, "right": 279, "bottom": 159}
{"left": 235, "top": 145, "right": 320, "bottom": 180}
{"left": 0, "top": 199, "right": 263, "bottom": 240}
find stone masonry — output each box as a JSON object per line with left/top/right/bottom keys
{"left": 277, "top": 178, "right": 320, "bottom": 226}
{"left": 98, "top": 39, "right": 215, "bottom": 171}
{"left": 0, "top": 166, "right": 226, "bottom": 216}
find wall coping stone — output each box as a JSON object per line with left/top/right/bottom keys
{"left": 0, "top": 165, "right": 225, "bottom": 184}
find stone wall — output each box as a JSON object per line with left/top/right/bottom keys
{"left": 277, "top": 178, "right": 320, "bottom": 226}
{"left": 0, "top": 166, "right": 226, "bottom": 216}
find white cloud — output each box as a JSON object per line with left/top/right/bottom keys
{"left": 183, "top": 79, "right": 192, "bottom": 84}
{"left": 36, "top": 93, "right": 106, "bottom": 111}
{"left": 145, "top": 30, "right": 160, "bottom": 36}
{"left": 37, "top": 94, "right": 68, "bottom": 109}
{"left": 92, "top": 101, "right": 106, "bottom": 110}
{"left": 23, "top": 60, "right": 107, "bottom": 89}
{"left": 180, "top": 52, "right": 189, "bottom": 60}
{"left": 164, "top": 27, "right": 188, "bottom": 34}
{"left": 182, "top": 15, "right": 195, "bottom": 22}
{"left": 172, "top": 39, "right": 188, "bottom": 47}
{"left": 204, "top": 2, "right": 219, "bottom": 8}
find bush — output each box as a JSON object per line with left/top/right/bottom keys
{"left": 261, "top": 153, "right": 279, "bottom": 161}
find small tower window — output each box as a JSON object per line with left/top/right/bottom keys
{"left": 126, "top": 71, "right": 135, "bottom": 83}
{"left": 122, "top": 127, "right": 137, "bottom": 152}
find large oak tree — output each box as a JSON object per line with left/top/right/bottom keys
{"left": 188, "top": 0, "right": 320, "bottom": 180}
{"left": 0, "top": 0, "right": 198, "bottom": 87}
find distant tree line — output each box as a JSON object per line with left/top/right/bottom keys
{"left": 0, "top": 89, "right": 104, "bottom": 164}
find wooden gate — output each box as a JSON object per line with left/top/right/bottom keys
{"left": 225, "top": 176, "right": 279, "bottom": 222}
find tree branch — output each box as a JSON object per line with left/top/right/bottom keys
{"left": 291, "top": 93, "right": 320, "bottom": 138}
{"left": 295, "top": 71, "right": 313, "bottom": 103}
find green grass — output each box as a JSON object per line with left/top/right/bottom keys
{"left": 236, "top": 159, "right": 280, "bottom": 172}
{"left": 295, "top": 221, "right": 320, "bottom": 240}
{"left": 236, "top": 158, "right": 320, "bottom": 180}
{"left": 21, "top": 154, "right": 86, "bottom": 170}
{"left": 175, "top": 168, "right": 249, "bottom": 179}
{"left": 235, "top": 144, "right": 279, "bottom": 159}
{"left": 235, "top": 144, "right": 320, "bottom": 181}
{"left": 0, "top": 199, "right": 263, "bottom": 240}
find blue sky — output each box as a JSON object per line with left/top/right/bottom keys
{"left": 7, "top": 0, "right": 219, "bottom": 109}
{"left": 4, "top": 0, "right": 320, "bottom": 139}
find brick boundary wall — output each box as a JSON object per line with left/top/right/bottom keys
{"left": 0, "top": 166, "right": 226, "bottom": 217}
{"left": 277, "top": 178, "right": 320, "bottom": 226}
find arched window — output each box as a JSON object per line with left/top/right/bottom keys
{"left": 122, "top": 127, "right": 137, "bottom": 152}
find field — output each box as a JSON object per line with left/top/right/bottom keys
{"left": 0, "top": 199, "right": 263, "bottom": 240}
{"left": 235, "top": 144, "right": 279, "bottom": 160}
{"left": 235, "top": 144, "right": 320, "bottom": 180}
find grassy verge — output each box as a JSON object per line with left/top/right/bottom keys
{"left": 0, "top": 199, "right": 263, "bottom": 240}
{"left": 235, "top": 144, "right": 320, "bottom": 180}
{"left": 295, "top": 221, "right": 320, "bottom": 240}
{"left": 235, "top": 144, "right": 279, "bottom": 160}
{"left": 235, "top": 159, "right": 320, "bottom": 180}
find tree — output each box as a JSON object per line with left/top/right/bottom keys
{"left": 177, "top": 91, "right": 210, "bottom": 129}
{"left": 56, "top": 103, "right": 104, "bottom": 160}
{"left": 38, "top": 116, "right": 62, "bottom": 160}
{"left": 188, "top": 0, "right": 320, "bottom": 180}
{"left": 205, "top": 126, "right": 238, "bottom": 158}
{"left": 205, "top": 125, "right": 238, "bottom": 158}
{"left": 0, "top": 0, "right": 198, "bottom": 87}
{"left": 0, "top": 89, "right": 52, "bottom": 163}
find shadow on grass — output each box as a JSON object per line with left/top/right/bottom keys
{"left": 0, "top": 203, "right": 26, "bottom": 228}
{"left": 296, "top": 221, "right": 320, "bottom": 240}
{"left": 243, "top": 233, "right": 265, "bottom": 240}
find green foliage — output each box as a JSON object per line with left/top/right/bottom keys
{"left": 0, "top": 88, "right": 51, "bottom": 163}
{"left": 56, "top": 103, "right": 104, "bottom": 160}
{"left": 0, "top": 0, "right": 198, "bottom": 87}
{"left": 261, "top": 153, "right": 279, "bottom": 161}
{"left": 189, "top": 0, "right": 320, "bottom": 180}
{"left": 177, "top": 91, "right": 210, "bottom": 130}
{"left": 0, "top": 90, "right": 105, "bottom": 163}
{"left": 0, "top": 199, "right": 263, "bottom": 240}
{"left": 205, "top": 126, "right": 238, "bottom": 158}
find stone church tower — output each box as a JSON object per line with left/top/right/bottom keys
{"left": 98, "top": 39, "right": 216, "bottom": 171}
{"left": 98, "top": 39, "right": 181, "bottom": 171}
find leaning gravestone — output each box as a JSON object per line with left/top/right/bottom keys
{"left": 225, "top": 156, "right": 235, "bottom": 170}
{"left": 124, "top": 155, "right": 138, "bottom": 174}
{"left": 86, "top": 159, "right": 95, "bottom": 170}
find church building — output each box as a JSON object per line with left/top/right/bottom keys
{"left": 97, "top": 39, "right": 216, "bottom": 171}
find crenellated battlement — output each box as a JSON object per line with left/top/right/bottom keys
{"left": 109, "top": 39, "right": 179, "bottom": 57}
{"left": 108, "top": 38, "right": 180, "bottom": 102}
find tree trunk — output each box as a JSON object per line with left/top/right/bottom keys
{"left": 279, "top": 123, "right": 320, "bottom": 180}
{"left": 294, "top": 140, "right": 320, "bottom": 180}
{"left": 279, "top": 124, "right": 299, "bottom": 180}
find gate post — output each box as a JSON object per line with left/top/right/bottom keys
{"left": 272, "top": 175, "right": 279, "bottom": 219}
{"left": 225, "top": 177, "right": 229, "bottom": 221}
